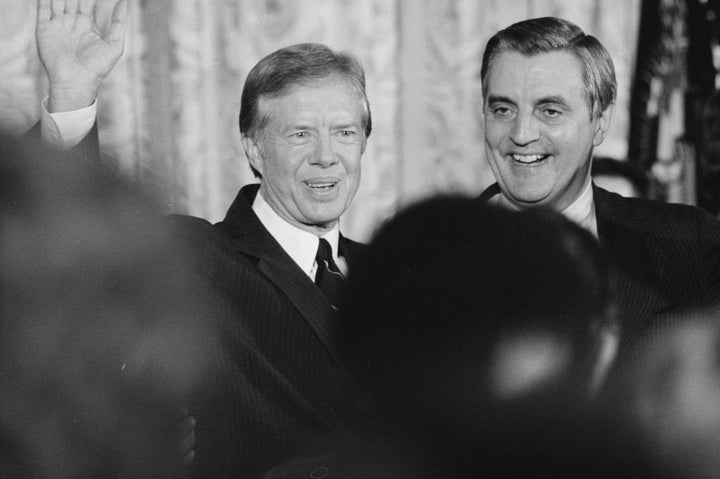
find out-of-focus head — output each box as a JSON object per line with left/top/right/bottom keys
{"left": 480, "top": 17, "right": 617, "bottom": 212}
{"left": 0, "top": 133, "right": 215, "bottom": 477}
{"left": 341, "top": 198, "right": 617, "bottom": 440}
{"left": 238, "top": 43, "right": 371, "bottom": 234}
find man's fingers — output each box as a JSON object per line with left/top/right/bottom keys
{"left": 51, "top": 0, "right": 65, "bottom": 17}
{"left": 107, "top": 0, "right": 128, "bottom": 45}
{"left": 37, "top": 0, "right": 52, "bottom": 23}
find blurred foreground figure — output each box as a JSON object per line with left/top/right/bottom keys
{"left": 342, "top": 198, "right": 619, "bottom": 477}
{"left": 267, "top": 197, "right": 624, "bottom": 478}
{"left": 0, "top": 134, "right": 216, "bottom": 478}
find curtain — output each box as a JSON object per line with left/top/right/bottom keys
{"left": 1, "top": 0, "right": 640, "bottom": 241}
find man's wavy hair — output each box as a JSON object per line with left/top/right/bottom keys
{"left": 481, "top": 17, "right": 617, "bottom": 119}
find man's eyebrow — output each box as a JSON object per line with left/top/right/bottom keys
{"left": 536, "top": 95, "right": 570, "bottom": 107}
{"left": 485, "top": 95, "right": 515, "bottom": 105}
{"left": 284, "top": 121, "right": 313, "bottom": 131}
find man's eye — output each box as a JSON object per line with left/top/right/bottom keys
{"left": 293, "top": 131, "right": 307, "bottom": 138}
{"left": 490, "top": 106, "right": 514, "bottom": 118}
{"left": 339, "top": 130, "right": 355, "bottom": 136}
{"left": 542, "top": 108, "right": 562, "bottom": 118}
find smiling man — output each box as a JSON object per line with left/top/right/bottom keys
{"left": 478, "top": 17, "right": 720, "bottom": 355}
{"left": 175, "top": 44, "right": 373, "bottom": 478}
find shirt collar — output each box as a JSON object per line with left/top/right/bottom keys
{"left": 493, "top": 179, "right": 598, "bottom": 239}
{"left": 560, "top": 179, "right": 598, "bottom": 239}
{"left": 252, "top": 190, "right": 341, "bottom": 277}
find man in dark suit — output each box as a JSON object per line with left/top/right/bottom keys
{"left": 167, "top": 44, "right": 372, "bottom": 478}
{"left": 34, "top": 1, "right": 372, "bottom": 477}
{"left": 477, "top": 17, "right": 720, "bottom": 355}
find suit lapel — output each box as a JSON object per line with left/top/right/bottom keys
{"left": 217, "top": 184, "right": 354, "bottom": 383}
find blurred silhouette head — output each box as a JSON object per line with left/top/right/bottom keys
{"left": 340, "top": 196, "right": 618, "bottom": 475}
{"left": 0, "top": 133, "right": 215, "bottom": 478}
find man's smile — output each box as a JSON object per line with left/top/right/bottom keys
{"left": 305, "top": 179, "right": 340, "bottom": 192}
{"left": 511, "top": 154, "right": 549, "bottom": 164}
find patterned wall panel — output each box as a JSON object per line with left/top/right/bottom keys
{"left": 0, "top": 0, "right": 639, "bottom": 242}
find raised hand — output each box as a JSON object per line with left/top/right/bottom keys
{"left": 36, "top": 0, "right": 128, "bottom": 112}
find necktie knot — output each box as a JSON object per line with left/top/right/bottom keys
{"left": 315, "top": 238, "right": 344, "bottom": 309}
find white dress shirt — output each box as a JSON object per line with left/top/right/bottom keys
{"left": 40, "top": 97, "right": 97, "bottom": 150}
{"left": 252, "top": 190, "right": 347, "bottom": 280}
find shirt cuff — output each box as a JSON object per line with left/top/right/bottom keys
{"left": 41, "top": 96, "right": 98, "bottom": 150}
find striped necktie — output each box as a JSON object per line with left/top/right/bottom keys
{"left": 314, "top": 238, "right": 345, "bottom": 309}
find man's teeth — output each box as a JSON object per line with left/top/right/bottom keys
{"left": 308, "top": 182, "right": 336, "bottom": 189}
{"left": 512, "top": 154, "right": 546, "bottom": 163}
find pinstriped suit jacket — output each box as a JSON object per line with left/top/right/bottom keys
{"left": 478, "top": 183, "right": 720, "bottom": 354}
{"left": 170, "top": 184, "right": 367, "bottom": 479}
{"left": 592, "top": 185, "right": 720, "bottom": 353}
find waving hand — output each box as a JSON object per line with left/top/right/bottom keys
{"left": 36, "top": 0, "right": 128, "bottom": 112}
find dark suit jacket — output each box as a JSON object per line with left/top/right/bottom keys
{"left": 592, "top": 184, "right": 720, "bottom": 352}
{"left": 171, "top": 184, "right": 368, "bottom": 479}
{"left": 478, "top": 183, "right": 720, "bottom": 353}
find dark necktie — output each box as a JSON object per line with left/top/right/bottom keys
{"left": 315, "top": 238, "right": 345, "bottom": 309}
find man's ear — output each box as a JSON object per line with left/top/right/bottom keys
{"left": 593, "top": 103, "right": 614, "bottom": 147}
{"left": 241, "top": 135, "right": 263, "bottom": 176}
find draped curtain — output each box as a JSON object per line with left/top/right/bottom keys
{"left": 1, "top": 0, "right": 640, "bottom": 241}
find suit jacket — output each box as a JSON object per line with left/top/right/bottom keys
{"left": 171, "top": 184, "right": 368, "bottom": 479}
{"left": 478, "top": 183, "right": 720, "bottom": 353}
{"left": 592, "top": 184, "right": 720, "bottom": 353}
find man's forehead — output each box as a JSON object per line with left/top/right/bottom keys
{"left": 257, "top": 79, "right": 367, "bottom": 123}
{"left": 486, "top": 51, "right": 585, "bottom": 101}
{"left": 266, "top": 77, "right": 361, "bottom": 101}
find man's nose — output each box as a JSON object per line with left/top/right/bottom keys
{"left": 509, "top": 112, "right": 540, "bottom": 146}
{"left": 312, "top": 134, "right": 338, "bottom": 166}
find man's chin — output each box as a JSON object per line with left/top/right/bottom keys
{"left": 501, "top": 189, "right": 553, "bottom": 210}
{"left": 301, "top": 213, "right": 342, "bottom": 231}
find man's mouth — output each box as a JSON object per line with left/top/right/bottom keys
{"left": 511, "top": 154, "right": 548, "bottom": 164}
{"left": 306, "top": 180, "right": 339, "bottom": 192}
